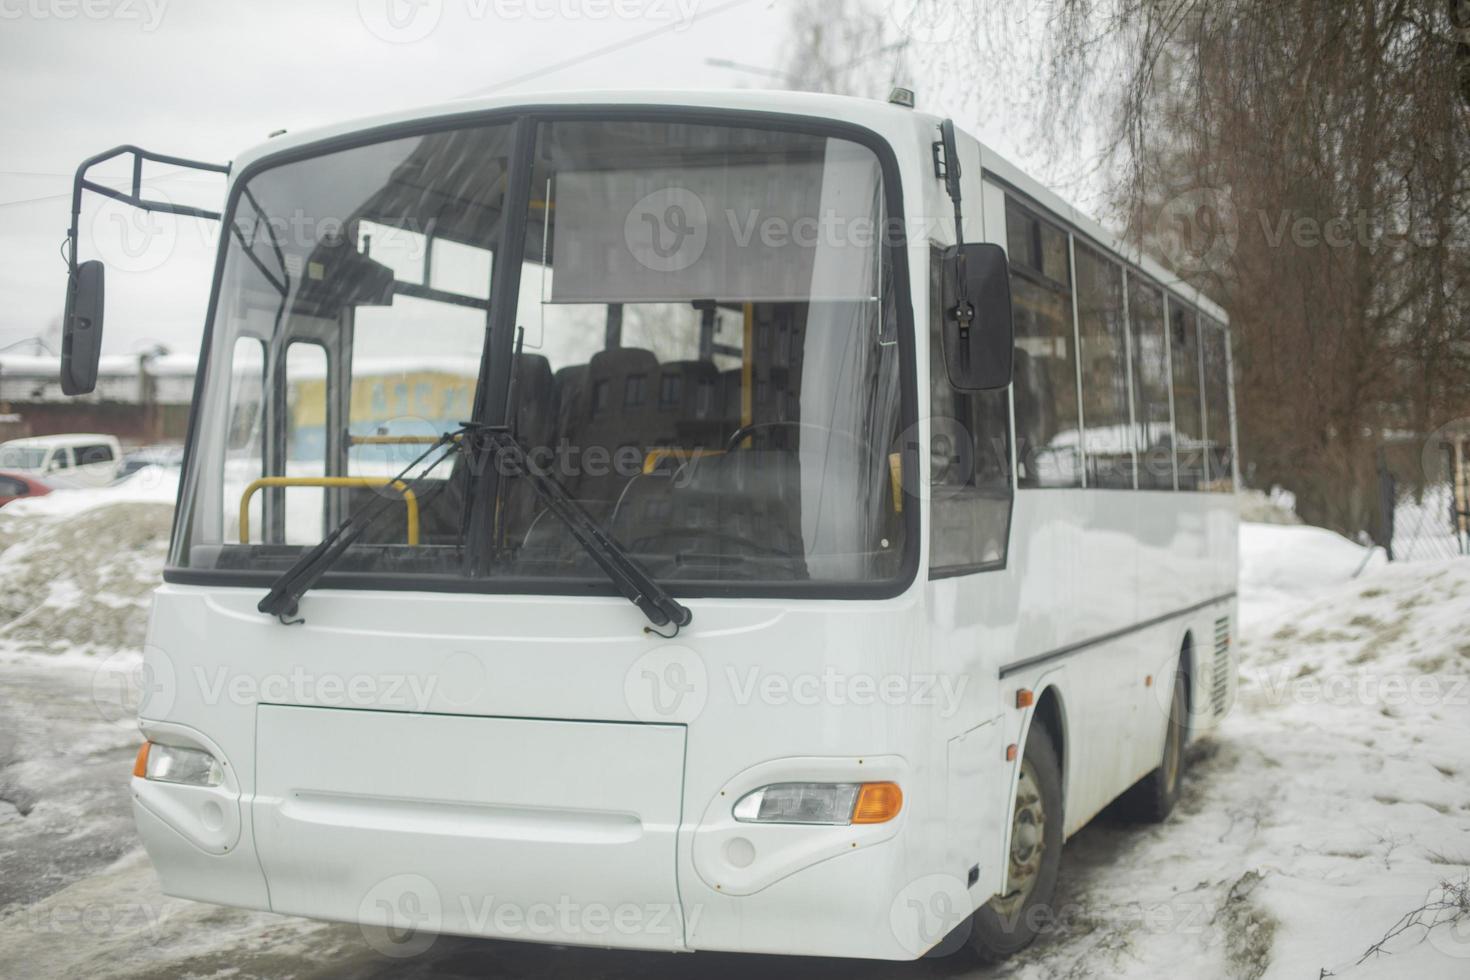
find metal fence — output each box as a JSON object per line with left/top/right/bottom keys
{"left": 1377, "top": 428, "right": 1470, "bottom": 561}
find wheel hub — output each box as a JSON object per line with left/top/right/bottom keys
{"left": 991, "top": 757, "right": 1047, "bottom": 917}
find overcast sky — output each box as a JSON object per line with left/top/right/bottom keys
{"left": 0, "top": 0, "right": 1074, "bottom": 362}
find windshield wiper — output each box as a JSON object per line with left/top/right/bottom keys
{"left": 470, "top": 424, "right": 693, "bottom": 636}
{"left": 257, "top": 428, "right": 466, "bottom": 624}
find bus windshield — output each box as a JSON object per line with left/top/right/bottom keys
{"left": 172, "top": 115, "right": 910, "bottom": 594}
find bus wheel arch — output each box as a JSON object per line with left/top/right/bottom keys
{"left": 968, "top": 692, "right": 1066, "bottom": 962}
{"left": 1177, "top": 630, "right": 1196, "bottom": 735}
{"left": 1030, "top": 685, "right": 1067, "bottom": 796}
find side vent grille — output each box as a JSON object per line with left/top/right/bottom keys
{"left": 1211, "top": 616, "right": 1232, "bottom": 716}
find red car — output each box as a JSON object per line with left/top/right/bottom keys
{"left": 0, "top": 470, "right": 52, "bottom": 508}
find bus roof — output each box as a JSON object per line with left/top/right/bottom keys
{"left": 230, "top": 88, "right": 1226, "bottom": 325}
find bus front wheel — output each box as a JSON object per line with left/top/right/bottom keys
{"left": 968, "top": 728, "right": 1064, "bottom": 962}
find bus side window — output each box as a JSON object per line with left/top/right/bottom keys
{"left": 928, "top": 245, "right": 1013, "bottom": 575}
{"left": 1127, "top": 276, "right": 1175, "bottom": 490}
{"left": 1200, "top": 318, "right": 1234, "bottom": 491}
{"left": 1005, "top": 199, "right": 1082, "bottom": 488}
{"left": 1169, "top": 300, "right": 1205, "bottom": 490}
{"left": 1074, "top": 243, "right": 1134, "bottom": 488}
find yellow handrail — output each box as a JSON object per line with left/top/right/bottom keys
{"left": 642, "top": 447, "right": 726, "bottom": 474}
{"left": 239, "top": 477, "right": 420, "bottom": 545}
{"left": 347, "top": 434, "right": 462, "bottom": 446}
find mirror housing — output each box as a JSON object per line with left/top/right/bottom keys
{"left": 60, "top": 259, "right": 105, "bottom": 396}
{"left": 940, "top": 243, "right": 1014, "bottom": 391}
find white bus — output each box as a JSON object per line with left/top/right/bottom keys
{"left": 63, "top": 90, "right": 1237, "bottom": 961}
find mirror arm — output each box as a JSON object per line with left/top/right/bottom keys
{"left": 937, "top": 119, "right": 975, "bottom": 341}
{"left": 65, "top": 145, "right": 230, "bottom": 279}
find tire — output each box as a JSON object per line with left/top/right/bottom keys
{"left": 1122, "top": 668, "right": 1188, "bottom": 822}
{"left": 968, "top": 728, "right": 1064, "bottom": 962}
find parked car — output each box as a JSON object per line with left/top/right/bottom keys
{"left": 117, "top": 444, "right": 185, "bottom": 479}
{"left": 0, "top": 470, "right": 52, "bottom": 508}
{"left": 0, "top": 434, "right": 122, "bottom": 488}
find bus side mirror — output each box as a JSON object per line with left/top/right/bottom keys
{"left": 941, "top": 243, "right": 1014, "bottom": 390}
{"left": 60, "top": 259, "right": 106, "bottom": 395}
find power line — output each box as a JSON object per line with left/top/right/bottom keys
{"left": 456, "top": 0, "right": 762, "bottom": 98}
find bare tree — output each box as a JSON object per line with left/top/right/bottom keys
{"left": 783, "top": 0, "right": 1470, "bottom": 538}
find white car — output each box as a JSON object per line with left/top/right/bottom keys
{"left": 0, "top": 433, "right": 122, "bottom": 488}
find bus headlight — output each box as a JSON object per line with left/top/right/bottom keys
{"left": 134, "top": 742, "right": 223, "bottom": 788}
{"left": 732, "top": 782, "right": 902, "bottom": 825}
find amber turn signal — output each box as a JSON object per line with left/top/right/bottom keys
{"left": 1015, "top": 688, "right": 1035, "bottom": 709}
{"left": 851, "top": 782, "right": 903, "bottom": 824}
{"left": 132, "top": 742, "right": 151, "bottom": 778}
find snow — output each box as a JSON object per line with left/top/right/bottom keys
{"left": 4, "top": 466, "right": 179, "bottom": 518}
{"left": 1003, "top": 522, "right": 1470, "bottom": 979}
{"left": 1238, "top": 521, "right": 1389, "bottom": 626}
{"left": 0, "top": 498, "right": 1466, "bottom": 977}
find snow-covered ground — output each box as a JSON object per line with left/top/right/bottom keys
{"left": 0, "top": 486, "right": 1466, "bottom": 978}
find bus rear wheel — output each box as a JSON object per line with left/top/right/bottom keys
{"left": 968, "top": 729, "right": 1063, "bottom": 962}
{"left": 1122, "top": 668, "right": 1188, "bottom": 822}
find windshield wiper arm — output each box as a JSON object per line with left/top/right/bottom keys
{"left": 257, "top": 429, "right": 465, "bottom": 624}
{"left": 471, "top": 425, "right": 693, "bottom": 635}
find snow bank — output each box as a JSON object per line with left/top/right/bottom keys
{"left": 0, "top": 469, "right": 177, "bottom": 654}
{"left": 5, "top": 466, "right": 178, "bottom": 518}
{"left": 1239, "top": 521, "right": 1388, "bottom": 627}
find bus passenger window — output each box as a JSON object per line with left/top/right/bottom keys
{"left": 1169, "top": 300, "right": 1205, "bottom": 490}
{"left": 1128, "top": 277, "right": 1174, "bottom": 490}
{"left": 929, "top": 246, "right": 1013, "bottom": 574}
{"left": 1074, "top": 244, "right": 1133, "bottom": 488}
{"left": 1006, "top": 200, "right": 1082, "bottom": 488}
{"left": 1201, "top": 318, "right": 1235, "bottom": 491}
